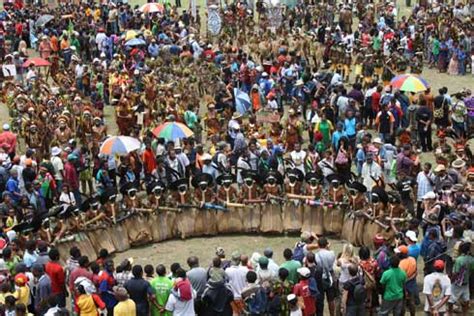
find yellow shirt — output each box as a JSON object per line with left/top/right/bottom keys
{"left": 0, "top": 292, "right": 14, "bottom": 305}
{"left": 14, "top": 285, "right": 29, "bottom": 307}
{"left": 76, "top": 294, "right": 97, "bottom": 316}
{"left": 114, "top": 299, "right": 136, "bottom": 316}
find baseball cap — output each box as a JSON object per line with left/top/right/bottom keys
{"left": 297, "top": 267, "right": 311, "bottom": 278}
{"left": 422, "top": 191, "right": 436, "bottom": 200}
{"left": 405, "top": 230, "right": 418, "bottom": 242}
{"left": 433, "top": 259, "right": 445, "bottom": 271}
{"left": 258, "top": 256, "right": 269, "bottom": 266}
{"left": 394, "top": 245, "right": 408, "bottom": 255}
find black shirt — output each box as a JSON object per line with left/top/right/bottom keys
{"left": 124, "top": 277, "right": 153, "bottom": 314}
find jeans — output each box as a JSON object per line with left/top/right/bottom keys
{"left": 347, "top": 304, "right": 366, "bottom": 316}
{"left": 418, "top": 127, "right": 432, "bottom": 151}
{"left": 378, "top": 299, "right": 403, "bottom": 316}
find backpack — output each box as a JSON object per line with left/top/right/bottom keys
{"left": 292, "top": 242, "right": 306, "bottom": 263}
{"left": 352, "top": 280, "right": 367, "bottom": 305}
{"left": 433, "top": 98, "right": 446, "bottom": 119}
{"left": 247, "top": 287, "right": 268, "bottom": 315}
{"left": 360, "top": 267, "right": 376, "bottom": 290}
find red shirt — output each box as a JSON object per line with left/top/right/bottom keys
{"left": 45, "top": 261, "right": 66, "bottom": 294}
{"left": 142, "top": 148, "right": 157, "bottom": 174}
{"left": 371, "top": 91, "right": 381, "bottom": 113}
{"left": 64, "top": 162, "right": 79, "bottom": 190}
{"left": 293, "top": 279, "right": 317, "bottom": 316}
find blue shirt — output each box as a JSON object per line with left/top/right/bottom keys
{"left": 344, "top": 117, "right": 356, "bottom": 136}
{"left": 148, "top": 44, "right": 159, "bottom": 57}
{"left": 408, "top": 243, "right": 420, "bottom": 260}
{"left": 6, "top": 177, "right": 20, "bottom": 203}
{"left": 332, "top": 130, "right": 347, "bottom": 151}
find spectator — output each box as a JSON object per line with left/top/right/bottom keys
{"left": 423, "top": 259, "right": 451, "bottom": 316}
{"left": 45, "top": 248, "right": 66, "bottom": 307}
{"left": 379, "top": 256, "right": 407, "bottom": 316}
{"left": 124, "top": 265, "right": 156, "bottom": 315}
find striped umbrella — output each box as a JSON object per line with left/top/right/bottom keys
{"left": 152, "top": 122, "right": 194, "bottom": 140}
{"left": 139, "top": 3, "right": 165, "bottom": 13}
{"left": 390, "top": 74, "right": 429, "bottom": 93}
{"left": 99, "top": 136, "right": 141, "bottom": 156}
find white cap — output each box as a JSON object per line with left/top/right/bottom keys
{"left": 262, "top": 72, "right": 269, "bottom": 77}
{"left": 229, "top": 121, "right": 240, "bottom": 130}
{"left": 297, "top": 267, "right": 311, "bottom": 278}
{"left": 134, "top": 69, "right": 140, "bottom": 75}
{"left": 287, "top": 294, "right": 297, "bottom": 301}
{"left": 422, "top": 191, "right": 436, "bottom": 200}
{"left": 405, "top": 230, "right": 417, "bottom": 242}
{"left": 373, "top": 137, "right": 383, "bottom": 145}
{"left": 2, "top": 124, "right": 9, "bottom": 131}
{"left": 51, "top": 146, "right": 61, "bottom": 156}
{"left": 201, "top": 153, "right": 212, "bottom": 161}
{"left": 434, "top": 164, "right": 446, "bottom": 172}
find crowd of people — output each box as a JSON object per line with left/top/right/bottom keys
{"left": 0, "top": 0, "right": 473, "bottom": 315}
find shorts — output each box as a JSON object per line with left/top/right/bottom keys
{"left": 323, "top": 285, "right": 337, "bottom": 302}
{"left": 449, "top": 284, "right": 470, "bottom": 304}
{"left": 231, "top": 299, "right": 245, "bottom": 315}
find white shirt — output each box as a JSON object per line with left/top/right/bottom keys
{"left": 166, "top": 290, "right": 196, "bottom": 315}
{"left": 423, "top": 272, "right": 451, "bottom": 312}
{"left": 290, "top": 150, "right": 306, "bottom": 175}
{"left": 361, "top": 161, "right": 382, "bottom": 190}
{"left": 236, "top": 157, "right": 251, "bottom": 184}
{"left": 59, "top": 192, "right": 76, "bottom": 206}
{"left": 75, "top": 64, "right": 84, "bottom": 78}
{"left": 51, "top": 156, "right": 64, "bottom": 181}
{"left": 225, "top": 265, "right": 249, "bottom": 299}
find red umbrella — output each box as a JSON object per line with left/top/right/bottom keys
{"left": 22, "top": 57, "right": 51, "bottom": 68}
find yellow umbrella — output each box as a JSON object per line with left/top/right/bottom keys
{"left": 125, "top": 30, "right": 137, "bottom": 41}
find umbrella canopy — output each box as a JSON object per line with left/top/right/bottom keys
{"left": 35, "top": 14, "right": 54, "bottom": 27}
{"left": 22, "top": 57, "right": 51, "bottom": 67}
{"left": 125, "top": 38, "right": 146, "bottom": 46}
{"left": 139, "top": 3, "right": 165, "bottom": 13}
{"left": 100, "top": 136, "right": 141, "bottom": 156}
{"left": 234, "top": 88, "right": 251, "bottom": 115}
{"left": 390, "top": 74, "right": 429, "bottom": 93}
{"left": 152, "top": 122, "right": 194, "bottom": 140}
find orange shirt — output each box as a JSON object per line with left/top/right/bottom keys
{"left": 399, "top": 256, "right": 417, "bottom": 280}
{"left": 50, "top": 36, "right": 59, "bottom": 52}
{"left": 60, "top": 39, "right": 70, "bottom": 51}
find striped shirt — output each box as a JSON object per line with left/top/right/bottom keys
{"left": 416, "top": 171, "right": 435, "bottom": 201}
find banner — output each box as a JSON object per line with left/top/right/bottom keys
{"left": 207, "top": 5, "right": 222, "bottom": 36}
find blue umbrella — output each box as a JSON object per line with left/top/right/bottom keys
{"left": 125, "top": 38, "right": 146, "bottom": 46}
{"left": 234, "top": 88, "right": 251, "bottom": 115}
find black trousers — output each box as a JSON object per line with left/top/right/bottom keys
{"left": 418, "top": 127, "right": 432, "bottom": 151}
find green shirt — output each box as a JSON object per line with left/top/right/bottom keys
{"left": 280, "top": 260, "right": 302, "bottom": 285}
{"left": 150, "top": 276, "right": 173, "bottom": 316}
{"left": 453, "top": 255, "right": 474, "bottom": 286}
{"left": 380, "top": 267, "right": 407, "bottom": 301}
{"left": 184, "top": 111, "right": 198, "bottom": 129}
{"left": 373, "top": 36, "right": 382, "bottom": 51}
{"left": 432, "top": 38, "right": 440, "bottom": 56}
